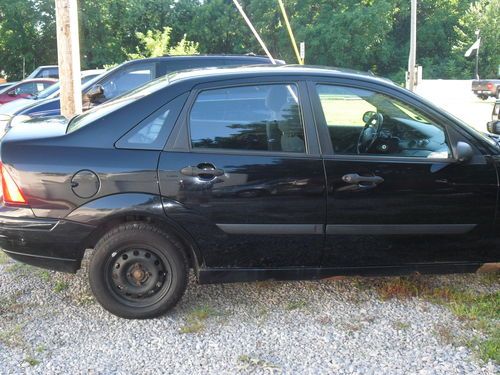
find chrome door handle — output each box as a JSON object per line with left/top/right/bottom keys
{"left": 342, "top": 173, "right": 384, "bottom": 185}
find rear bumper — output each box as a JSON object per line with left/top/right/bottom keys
{"left": 0, "top": 215, "right": 96, "bottom": 273}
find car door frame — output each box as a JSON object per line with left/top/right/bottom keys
{"left": 306, "top": 76, "right": 495, "bottom": 161}
{"left": 166, "top": 76, "right": 321, "bottom": 156}
{"left": 305, "top": 76, "right": 499, "bottom": 270}
{"left": 160, "top": 76, "right": 331, "bottom": 281}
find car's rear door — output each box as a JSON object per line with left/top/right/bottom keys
{"left": 308, "top": 78, "right": 498, "bottom": 269}
{"left": 158, "top": 78, "right": 326, "bottom": 268}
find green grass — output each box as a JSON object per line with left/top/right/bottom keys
{"left": 53, "top": 280, "right": 69, "bottom": 293}
{"left": 179, "top": 306, "right": 218, "bottom": 334}
{"left": 0, "top": 251, "right": 9, "bottom": 265}
{"left": 0, "top": 291, "right": 25, "bottom": 316}
{"left": 24, "top": 356, "right": 40, "bottom": 367}
{"left": 37, "top": 270, "right": 51, "bottom": 282}
{"left": 285, "top": 299, "right": 308, "bottom": 311}
{"left": 374, "top": 276, "right": 499, "bottom": 363}
{"left": 0, "top": 323, "right": 24, "bottom": 348}
{"left": 393, "top": 321, "right": 410, "bottom": 331}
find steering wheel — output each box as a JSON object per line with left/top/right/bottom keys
{"left": 357, "top": 112, "right": 384, "bottom": 154}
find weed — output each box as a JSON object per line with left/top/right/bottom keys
{"left": 179, "top": 306, "right": 217, "bottom": 334}
{"left": 237, "top": 354, "right": 280, "bottom": 372}
{"left": 53, "top": 280, "right": 69, "bottom": 293}
{"left": 478, "top": 272, "right": 499, "bottom": 287}
{"left": 0, "top": 251, "right": 9, "bottom": 265}
{"left": 24, "top": 356, "right": 40, "bottom": 366}
{"left": 74, "top": 292, "right": 94, "bottom": 305}
{"left": 434, "top": 324, "right": 456, "bottom": 345}
{"left": 470, "top": 332, "right": 499, "bottom": 363}
{"left": 179, "top": 320, "right": 205, "bottom": 334}
{"left": 35, "top": 345, "right": 46, "bottom": 354}
{"left": 6, "top": 262, "right": 31, "bottom": 275}
{"left": 0, "top": 291, "right": 25, "bottom": 316}
{"left": 374, "top": 276, "right": 499, "bottom": 363}
{"left": 285, "top": 300, "right": 308, "bottom": 311}
{"left": 0, "top": 324, "right": 24, "bottom": 348}
{"left": 393, "top": 321, "right": 410, "bottom": 331}
{"left": 37, "top": 270, "right": 51, "bottom": 282}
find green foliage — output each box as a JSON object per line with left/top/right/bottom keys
{"left": 0, "top": 0, "right": 498, "bottom": 80}
{"left": 127, "top": 27, "right": 199, "bottom": 59}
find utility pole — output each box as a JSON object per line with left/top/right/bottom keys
{"left": 474, "top": 29, "right": 480, "bottom": 80}
{"left": 55, "top": 0, "right": 82, "bottom": 118}
{"left": 407, "top": 0, "right": 417, "bottom": 91}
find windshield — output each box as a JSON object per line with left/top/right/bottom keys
{"left": 66, "top": 74, "right": 171, "bottom": 134}
{"left": 36, "top": 83, "right": 60, "bottom": 99}
{"left": 35, "top": 73, "right": 105, "bottom": 100}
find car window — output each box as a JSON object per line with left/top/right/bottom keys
{"left": 116, "top": 93, "right": 187, "bottom": 150}
{"left": 189, "top": 84, "right": 305, "bottom": 153}
{"left": 316, "top": 84, "right": 451, "bottom": 159}
{"left": 99, "top": 63, "right": 155, "bottom": 101}
{"left": 47, "top": 68, "right": 59, "bottom": 78}
{"left": 15, "top": 82, "right": 36, "bottom": 95}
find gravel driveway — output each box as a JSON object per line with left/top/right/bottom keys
{"left": 0, "top": 251, "right": 498, "bottom": 374}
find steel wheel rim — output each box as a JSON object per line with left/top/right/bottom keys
{"left": 104, "top": 245, "right": 173, "bottom": 308}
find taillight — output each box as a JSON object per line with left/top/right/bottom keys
{"left": 0, "top": 163, "right": 27, "bottom": 205}
{"left": 487, "top": 82, "right": 494, "bottom": 90}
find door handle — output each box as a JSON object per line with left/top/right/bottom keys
{"left": 342, "top": 173, "right": 384, "bottom": 185}
{"left": 181, "top": 164, "right": 225, "bottom": 178}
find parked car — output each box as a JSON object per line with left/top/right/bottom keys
{"left": 7, "top": 55, "right": 280, "bottom": 124}
{"left": 1, "top": 66, "right": 498, "bottom": 319}
{"left": 472, "top": 79, "right": 500, "bottom": 99}
{"left": 0, "top": 82, "right": 17, "bottom": 91}
{"left": 0, "top": 78, "right": 57, "bottom": 105}
{"left": 0, "top": 69, "right": 105, "bottom": 124}
{"left": 27, "top": 65, "right": 59, "bottom": 79}
{"left": 486, "top": 99, "right": 500, "bottom": 134}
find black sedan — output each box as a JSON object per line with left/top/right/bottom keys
{"left": 0, "top": 66, "right": 499, "bottom": 318}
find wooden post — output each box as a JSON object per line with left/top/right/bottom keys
{"left": 55, "top": 0, "right": 82, "bottom": 118}
{"left": 407, "top": 0, "right": 417, "bottom": 91}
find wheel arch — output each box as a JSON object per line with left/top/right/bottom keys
{"left": 83, "top": 212, "right": 203, "bottom": 271}
{"left": 66, "top": 193, "right": 204, "bottom": 271}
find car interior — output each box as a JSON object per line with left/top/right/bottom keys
{"left": 317, "top": 85, "right": 451, "bottom": 158}
{"left": 189, "top": 84, "right": 305, "bottom": 153}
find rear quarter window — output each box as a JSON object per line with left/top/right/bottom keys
{"left": 115, "top": 93, "right": 188, "bottom": 150}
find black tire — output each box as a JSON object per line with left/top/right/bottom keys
{"left": 89, "top": 222, "right": 188, "bottom": 319}
{"left": 496, "top": 90, "right": 500, "bottom": 99}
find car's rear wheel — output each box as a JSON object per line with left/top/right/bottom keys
{"left": 89, "top": 222, "right": 188, "bottom": 319}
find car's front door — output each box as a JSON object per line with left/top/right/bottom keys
{"left": 158, "top": 80, "right": 326, "bottom": 268}
{"left": 309, "top": 80, "right": 498, "bottom": 268}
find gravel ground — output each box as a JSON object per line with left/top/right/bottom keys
{"left": 0, "top": 251, "right": 498, "bottom": 375}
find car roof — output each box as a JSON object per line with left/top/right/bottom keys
{"left": 119, "top": 54, "right": 282, "bottom": 66}
{"left": 14, "top": 78, "right": 58, "bottom": 84}
{"left": 166, "top": 64, "right": 394, "bottom": 87}
{"left": 81, "top": 69, "right": 106, "bottom": 76}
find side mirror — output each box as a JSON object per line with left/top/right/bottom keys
{"left": 456, "top": 141, "right": 474, "bottom": 163}
{"left": 7, "top": 90, "right": 16, "bottom": 97}
{"left": 492, "top": 102, "right": 500, "bottom": 121}
{"left": 86, "top": 84, "right": 104, "bottom": 101}
{"left": 487, "top": 120, "right": 500, "bottom": 135}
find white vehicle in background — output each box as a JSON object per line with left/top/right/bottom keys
{"left": 27, "top": 65, "right": 59, "bottom": 79}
